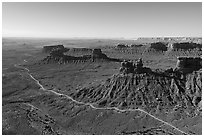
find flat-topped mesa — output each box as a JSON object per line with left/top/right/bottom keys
{"left": 69, "top": 48, "right": 92, "bottom": 53}
{"left": 41, "top": 48, "right": 121, "bottom": 64}
{"left": 175, "top": 56, "right": 202, "bottom": 73}
{"left": 171, "top": 42, "right": 202, "bottom": 50}
{"left": 150, "top": 42, "right": 168, "bottom": 51}
{"left": 92, "top": 49, "right": 108, "bottom": 60}
{"left": 43, "top": 48, "right": 91, "bottom": 64}
{"left": 50, "top": 47, "right": 65, "bottom": 57}
{"left": 119, "top": 58, "right": 145, "bottom": 74}
{"left": 115, "top": 43, "right": 128, "bottom": 48}
{"left": 129, "top": 44, "right": 144, "bottom": 48}
{"left": 42, "top": 45, "right": 65, "bottom": 53}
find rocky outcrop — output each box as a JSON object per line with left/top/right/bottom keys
{"left": 149, "top": 42, "right": 168, "bottom": 51}
{"left": 119, "top": 58, "right": 150, "bottom": 74}
{"left": 130, "top": 44, "right": 144, "bottom": 48}
{"left": 72, "top": 65, "right": 202, "bottom": 114}
{"left": 116, "top": 43, "right": 128, "bottom": 48}
{"left": 115, "top": 43, "right": 144, "bottom": 49}
{"left": 175, "top": 56, "right": 202, "bottom": 73}
{"left": 92, "top": 49, "right": 108, "bottom": 60}
{"left": 42, "top": 45, "right": 66, "bottom": 53}
{"left": 68, "top": 48, "right": 92, "bottom": 53}
{"left": 49, "top": 47, "right": 65, "bottom": 57}
{"left": 65, "top": 48, "right": 93, "bottom": 57}
{"left": 185, "top": 70, "right": 202, "bottom": 108}
{"left": 71, "top": 54, "right": 202, "bottom": 114}
{"left": 120, "top": 60, "right": 135, "bottom": 74}
{"left": 171, "top": 42, "right": 202, "bottom": 50}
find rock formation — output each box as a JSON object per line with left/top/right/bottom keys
{"left": 50, "top": 47, "right": 65, "bottom": 57}
{"left": 119, "top": 58, "right": 150, "bottom": 74}
{"left": 171, "top": 42, "right": 202, "bottom": 50}
{"left": 129, "top": 44, "right": 144, "bottom": 48}
{"left": 175, "top": 56, "right": 202, "bottom": 73}
{"left": 116, "top": 43, "right": 128, "bottom": 48}
{"left": 73, "top": 59, "right": 202, "bottom": 114}
{"left": 42, "top": 45, "right": 65, "bottom": 53}
{"left": 92, "top": 49, "right": 108, "bottom": 60}
{"left": 118, "top": 56, "right": 201, "bottom": 75}
{"left": 41, "top": 48, "right": 120, "bottom": 64}
{"left": 69, "top": 48, "right": 92, "bottom": 52}
{"left": 150, "top": 42, "right": 168, "bottom": 51}
{"left": 120, "top": 60, "right": 135, "bottom": 74}
{"left": 134, "top": 58, "right": 144, "bottom": 72}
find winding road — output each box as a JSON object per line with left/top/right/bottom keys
{"left": 15, "top": 61, "right": 188, "bottom": 135}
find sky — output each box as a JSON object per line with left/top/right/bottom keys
{"left": 2, "top": 2, "right": 202, "bottom": 38}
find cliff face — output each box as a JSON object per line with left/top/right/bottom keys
{"left": 185, "top": 70, "right": 202, "bottom": 108}
{"left": 92, "top": 49, "right": 108, "bottom": 59}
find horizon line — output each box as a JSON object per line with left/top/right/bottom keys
{"left": 2, "top": 36, "right": 202, "bottom": 40}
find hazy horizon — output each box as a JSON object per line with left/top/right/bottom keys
{"left": 2, "top": 36, "right": 202, "bottom": 40}
{"left": 3, "top": 2, "right": 202, "bottom": 38}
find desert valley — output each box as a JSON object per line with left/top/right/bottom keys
{"left": 2, "top": 37, "right": 202, "bottom": 135}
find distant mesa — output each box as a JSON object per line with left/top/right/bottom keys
{"left": 116, "top": 43, "right": 145, "bottom": 49}
{"left": 114, "top": 41, "right": 202, "bottom": 55}
{"left": 92, "top": 49, "right": 108, "bottom": 59}
{"left": 170, "top": 42, "right": 202, "bottom": 50}
{"left": 69, "top": 48, "right": 92, "bottom": 53}
{"left": 149, "top": 42, "right": 168, "bottom": 51}
{"left": 50, "top": 47, "right": 66, "bottom": 57}
{"left": 41, "top": 46, "right": 120, "bottom": 64}
{"left": 42, "top": 45, "right": 67, "bottom": 53}
{"left": 43, "top": 48, "right": 90, "bottom": 64}
{"left": 119, "top": 56, "right": 201, "bottom": 75}
{"left": 116, "top": 43, "right": 128, "bottom": 48}
{"left": 129, "top": 44, "right": 144, "bottom": 48}
{"left": 175, "top": 56, "right": 202, "bottom": 73}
